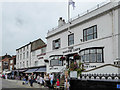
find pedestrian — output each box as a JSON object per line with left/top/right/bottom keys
{"left": 49, "top": 73, "right": 54, "bottom": 87}
{"left": 56, "top": 79, "right": 60, "bottom": 89}
{"left": 65, "top": 76, "right": 70, "bottom": 90}
{"left": 39, "top": 74, "right": 45, "bottom": 87}
{"left": 30, "top": 73, "right": 34, "bottom": 87}
{"left": 5, "top": 74, "right": 7, "bottom": 79}
{"left": 36, "top": 74, "right": 40, "bottom": 84}
{"left": 25, "top": 74, "right": 29, "bottom": 84}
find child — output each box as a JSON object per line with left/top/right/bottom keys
{"left": 56, "top": 79, "right": 60, "bottom": 89}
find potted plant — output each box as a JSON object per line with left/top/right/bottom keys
{"left": 68, "top": 61, "right": 84, "bottom": 77}
{"left": 60, "top": 56, "right": 66, "bottom": 61}
{"left": 73, "top": 54, "right": 80, "bottom": 60}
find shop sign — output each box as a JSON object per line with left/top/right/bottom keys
{"left": 63, "top": 47, "right": 80, "bottom": 54}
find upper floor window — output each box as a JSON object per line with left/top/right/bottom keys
{"left": 27, "top": 51, "right": 29, "bottom": 58}
{"left": 83, "top": 25, "right": 97, "bottom": 42}
{"left": 20, "top": 54, "right": 22, "bottom": 60}
{"left": 35, "top": 61, "right": 38, "bottom": 66}
{"left": 68, "top": 34, "right": 74, "bottom": 46}
{"left": 26, "top": 61, "right": 28, "bottom": 67}
{"left": 53, "top": 38, "right": 60, "bottom": 50}
{"left": 80, "top": 47, "right": 104, "bottom": 63}
{"left": 41, "top": 47, "right": 46, "bottom": 54}
{"left": 23, "top": 53, "right": 25, "bottom": 59}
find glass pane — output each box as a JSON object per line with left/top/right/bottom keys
{"left": 90, "top": 54, "right": 96, "bottom": 62}
{"left": 85, "top": 50, "right": 89, "bottom": 54}
{"left": 81, "top": 55, "right": 85, "bottom": 62}
{"left": 87, "top": 35, "right": 93, "bottom": 40}
{"left": 90, "top": 49, "right": 96, "bottom": 54}
{"left": 94, "top": 33, "right": 97, "bottom": 38}
{"left": 84, "top": 30, "right": 87, "bottom": 36}
{"left": 69, "top": 41, "right": 74, "bottom": 46}
{"left": 80, "top": 51, "right": 84, "bottom": 55}
{"left": 97, "top": 49, "right": 102, "bottom": 53}
{"left": 87, "top": 28, "right": 93, "bottom": 35}
{"left": 51, "top": 60, "right": 58, "bottom": 66}
{"left": 84, "top": 36, "right": 86, "bottom": 41}
{"left": 85, "top": 54, "right": 89, "bottom": 62}
{"left": 94, "top": 26, "right": 97, "bottom": 32}
{"left": 59, "top": 61, "right": 62, "bottom": 65}
{"left": 97, "top": 54, "right": 102, "bottom": 62}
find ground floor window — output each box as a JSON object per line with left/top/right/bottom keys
{"left": 79, "top": 47, "right": 104, "bottom": 63}
{"left": 50, "top": 60, "right": 62, "bottom": 66}
{"left": 50, "top": 55, "right": 63, "bottom": 66}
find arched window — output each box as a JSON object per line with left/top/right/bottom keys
{"left": 79, "top": 47, "right": 104, "bottom": 63}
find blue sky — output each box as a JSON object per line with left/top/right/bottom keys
{"left": 1, "top": 0, "right": 108, "bottom": 55}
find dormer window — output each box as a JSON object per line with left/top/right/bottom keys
{"left": 53, "top": 38, "right": 60, "bottom": 50}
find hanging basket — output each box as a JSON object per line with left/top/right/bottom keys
{"left": 74, "top": 54, "right": 80, "bottom": 60}
{"left": 60, "top": 56, "right": 66, "bottom": 61}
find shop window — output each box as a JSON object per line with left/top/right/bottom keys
{"left": 80, "top": 47, "right": 103, "bottom": 63}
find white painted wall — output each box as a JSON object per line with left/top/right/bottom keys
{"left": 31, "top": 47, "right": 46, "bottom": 67}
{"left": 46, "top": 2, "right": 120, "bottom": 74}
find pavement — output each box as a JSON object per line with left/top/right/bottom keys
{"left": 2, "top": 78, "right": 49, "bottom": 89}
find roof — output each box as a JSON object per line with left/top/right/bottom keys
{"left": 16, "top": 38, "right": 46, "bottom": 51}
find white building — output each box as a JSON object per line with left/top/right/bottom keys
{"left": 46, "top": 1, "right": 120, "bottom": 79}
{"left": 16, "top": 38, "right": 46, "bottom": 72}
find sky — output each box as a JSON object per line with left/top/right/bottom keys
{"left": 1, "top": 0, "right": 109, "bottom": 56}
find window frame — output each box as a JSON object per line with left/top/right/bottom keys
{"left": 68, "top": 33, "right": 74, "bottom": 46}
{"left": 83, "top": 25, "right": 97, "bottom": 42}
{"left": 79, "top": 47, "right": 104, "bottom": 63}
{"left": 53, "top": 38, "right": 61, "bottom": 50}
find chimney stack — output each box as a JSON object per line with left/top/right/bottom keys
{"left": 58, "top": 17, "right": 66, "bottom": 27}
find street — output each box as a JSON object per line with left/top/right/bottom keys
{"left": 1, "top": 78, "right": 28, "bottom": 88}
{"left": 0, "top": 78, "right": 49, "bottom": 90}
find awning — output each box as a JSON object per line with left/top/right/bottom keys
{"left": 25, "top": 68, "right": 38, "bottom": 73}
{"left": 19, "top": 69, "right": 27, "bottom": 72}
{"left": 35, "top": 67, "right": 46, "bottom": 72}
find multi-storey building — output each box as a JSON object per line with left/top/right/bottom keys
{"left": 16, "top": 38, "right": 46, "bottom": 73}
{"left": 46, "top": 1, "right": 120, "bottom": 79}
{"left": 16, "top": 43, "right": 31, "bottom": 69}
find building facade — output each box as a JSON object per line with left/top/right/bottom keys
{"left": 16, "top": 38, "right": 46, "bottom": 71}
{"left": 46, "top": 1, "right": 120, "bottom": 78}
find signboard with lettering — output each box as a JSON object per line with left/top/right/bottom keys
{"left": 63, "top": 47, "right": 80, "bottom": 54}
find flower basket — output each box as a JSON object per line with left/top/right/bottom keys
{"left": 74, "top": 54, "right": 80, "bottom": 60}
{"left": 60, "top": 56, "right": 66, "bottom": 61}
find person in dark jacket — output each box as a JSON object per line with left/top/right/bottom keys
{"left": 25, "top": 74, "right": 29, "bottom": 84}
{"left": 30, "top": 73, "right": 34, "bottom": 87}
